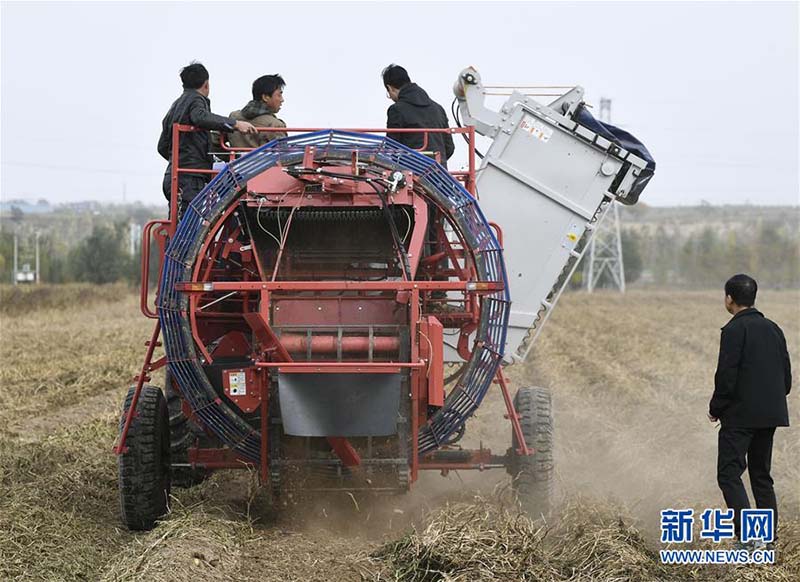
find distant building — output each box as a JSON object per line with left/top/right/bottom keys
{"left": 16, "top": 263, "right": 35, "bottom": 284}
{"left": 0, "top": 199, "right": 53, "bottom": 215}
{"left": 61, "top": 201, "right": 103, "bottom": 213}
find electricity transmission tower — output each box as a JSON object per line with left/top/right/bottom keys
{"left": 585, "top": 98, "right": 626, "bottom": 293}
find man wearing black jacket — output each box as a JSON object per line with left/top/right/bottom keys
{"left": 382, "top": 64, "right": 455, "bottom": 168}
{"left": 158, "top": 62, "right": 256, "bottom": 211}
{"left": 709, "top": 274, "right": 792, "bottom": 544}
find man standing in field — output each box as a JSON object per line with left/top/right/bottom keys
{"left": 709, "top": 274, "right": 792, "bottom": 548}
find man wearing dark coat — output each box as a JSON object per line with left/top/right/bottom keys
{"left": 709, "top": 274, "right": 792, "bottom": 546}
{"left": 158, "top": 62, "right": 256, "bottom": 211}
{"left": 229, "top": 74, "right": 288, "bottom": 148}
{"left": 382, "top": 64, "right": 455, "bottom": 168}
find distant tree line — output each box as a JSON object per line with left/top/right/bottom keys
{"left": 1, "top": 216, "right": 797, "bottom": 289}
{"left": 635, "top": 219, "right": 799, "bottom": 289}
{"left": 573, "top": 218, "right": 798, "bottom": 290}
{"left": 599, "top": 220, "right": 799, "bottom": 289}
{"left": 0, "top": 222, "right": 143, "bottom": 285}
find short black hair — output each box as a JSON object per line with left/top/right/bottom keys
{"left": 252, "top": 74, "right": 286, "bottom": 101}
{"left": 382, "top": 64, "right": 410, "bottom": 89}
{"left": 725, "top": 274, "right": 758, "bottom": 307}
{"left": 180, "top": 62, "right": 209, "bottom": 89}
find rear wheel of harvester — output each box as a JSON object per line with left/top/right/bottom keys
{"left": 118, "top": 385, "right": 171, "bottom": 531}
{"left": 165, "top": 371, "right": 208, "bottom": 488}
{"left": 510, "top": 386, "right": 554, "bottom": 519}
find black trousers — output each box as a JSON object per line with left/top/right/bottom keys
{"left": 162, "top": 170, "right": 208, "bottom": 218}
{"left": 717, "top": 425, "right": 778, "bottom": 538}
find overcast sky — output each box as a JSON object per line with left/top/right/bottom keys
{"left": 1, "top": 1, "right": 798, "bottom": 207}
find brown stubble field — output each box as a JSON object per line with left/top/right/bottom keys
{"left": 0, "top": 286, "right": 797, "bottom": 581}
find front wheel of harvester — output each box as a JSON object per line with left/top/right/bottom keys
{"left": 118, "top": 385, "right": 171, "bottom": 531}
{"left": 510, "top": 386, "right": 554, "bottom": 519}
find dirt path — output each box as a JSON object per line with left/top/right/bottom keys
{"left": 5, "top": 387, "right": 123, "bottom": 443}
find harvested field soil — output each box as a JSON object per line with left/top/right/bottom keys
{"left": 0, "top": 283, "right": 130, "bottom": 316}
{"left": 0, "top": 286, "right": 797, "bottom": 581}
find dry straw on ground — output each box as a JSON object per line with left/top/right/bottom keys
{"left": 101, "top": 501, "right": 250, "bottom": 582}
{"left": 1, "top": 287, "right": 797, "bottom": 581}
{"left": 0, "top": 282, "right": 130, "bottom": 315}
{"left": 363, "top": 495, "right": 800, "bottom": 582}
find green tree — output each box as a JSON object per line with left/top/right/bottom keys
{"left": 69, "top": 223, "right": 132, "bottom": 284}
{"left": 621, "top": 228, "right": 643, "bottom": 284}
{"left": 651, "top": 225, "right": 678, "bottom": 286}
{"left": 0, "top": 231, "right": 13, "bottom": 283}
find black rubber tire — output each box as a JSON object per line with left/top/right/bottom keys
{"left": 511, "top": 386, "right": 554, "bottom": 519}
{"left": 118, "top": 385, "right": 171, "bottom": 531}
{"left": 165, "top": 371, "right": 209, "bottom": 488}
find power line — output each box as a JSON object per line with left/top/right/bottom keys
{"left": 1, "top": 160, "right": 153, "bottom": 177}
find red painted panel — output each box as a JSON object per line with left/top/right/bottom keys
{"left": 420, "top": 316, "right": 444, "bottom": 407}
{"left": 272, "top": 297, "right": 404, "bottom": 326}
{"left": 210, "top": 331, "right": 251, "bottom": 358}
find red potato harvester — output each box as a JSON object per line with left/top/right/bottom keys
{"left": 115, "top": 67, "right": 654, "bottom": 530}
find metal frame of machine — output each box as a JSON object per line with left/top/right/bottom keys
{"left": 115, "top": 67, "right": 652, "bottom": 529}
{"left": 117, "top": 125, "right": 530, "bottom": 491}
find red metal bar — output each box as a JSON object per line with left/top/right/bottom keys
{"left": 209, "top": 125, "right": 469, "bottom": 153}
{"left": 439, "top": 229, "right": 470, "bottom": 282}
{"left": 489, "top": 222, "right": 504, "bottom": 248}
{"left": 176, "top": 281, "right": 502, "bottom": 292}
{"left": 214, "top": 126, "right": 469, "bottom": 134}
{"left": 170, "top": 124, "right": 180, "bottom": 234}
{"left": 418, "top": 463, "right": 506, "bottom": 471}
{"left": 172, "top": 167, "right": 217, "bottom": 175}
{"left": 260, "top": 377, "right": 269, "bottom": 484}
{"left": 189, "top": 293, "right": 214, "bottom": 364}
{"left": 496, "top": 368, "right": 531, "bottom": 456}
{"left": 418, "top": 447, "right": 508, "bottom": 471}
{"left": 327, "top": 437, "right": 361, "bottom": 467}
{"left": 114, "top": 320, "right": 161, "bottom": 454}
{"left": 280, "top": 334, "right": 399, "bottom": 354}
{"left": 148, "top": 355, "right": 167, "bottom": 371}
{"left": 256, "top": 362, "right": 423, "bottom": 373}
{"left": 188, "top": 447, "right": 255, "bottom": 469}
{"left": 405, "top": 194, "right": 429, "bottom": 276}
{"left": 410, "top": 288, "right": 420, "bottom": 484}
{"left": 140, "top": 219, "right": 169, "bottom": 319}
